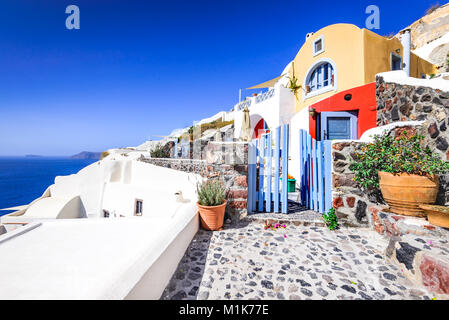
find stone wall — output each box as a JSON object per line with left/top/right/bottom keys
{"left": 331, "top": 140, "right": 387, "bottom": 228}
{"left": 332, "top": 76, "right": 449, "bottom": 227}
{"left": 376, "top": 75, "right": 449, "bottom": 205}
{"left": 140, "top": 141, "right": 249, "bottom": 224}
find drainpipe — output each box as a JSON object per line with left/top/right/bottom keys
{"left": 400, "top": 28, "right": 411, "bottom": 77}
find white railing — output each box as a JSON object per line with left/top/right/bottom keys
{"left": 234, "top": 88, "right": 276, "bottom": 112}
{"left": 255, "top": 88, "right": 275, "bottom": 104}
{"left": 234, "top": 99, "right": 252, "bottom": 111}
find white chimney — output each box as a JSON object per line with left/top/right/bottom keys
{"left": 400, "top": 28, "right": 411, "bottom": 77}
{"left": 306, "top": 32, "right": 314, "bottom": 41}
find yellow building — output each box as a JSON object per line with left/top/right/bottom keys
{"left": 287, "top": 23, "right": 436, "bottom": 114}
{"left": 239, "top": 23, "right": 437, "bottom": 143}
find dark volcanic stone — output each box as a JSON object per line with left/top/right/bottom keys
{"left": 436, "top": 137, "right": 449, "bottom": 151}
{"left": 395, "top": 242, "right": 421, "bottom": 270}
{"left": 300, "top": 288, "right": 313, "bottom": 297}
{"left": 384, "top": 287, "right": 397, "bottom": 295}
{"left": 188, "top": 286, "right": 199, "bottom": 296}
{"left": 359, "top": 292, "right": 373, "bottom": 300}
{"left": 172, "top": 290, "right": 187, "bottom": 300}
{"left": 328, "top": 283, "right": 337, "bottom": 290}
{"left": 333, "top": 152, "right": 346, "bottom": 161}
{"left": 341, "top": 285, "right": 356, "bottom": 293}
{"left": 399, "top": 102, "right": 411, "bottom": 116}
{"left": 428, "top": 123, "right": 439, "bottom": 139}
{"left": 261, "top": 280, "right": 273, "bottom": 289}
{"left": 421, "top": 94, "right": 432, "bottom": 102}
{"left": 383, "top": 272, "right": 397, "bottom": 281}
{"left": 391, "top": 106, "right": 399, "bottom": 121}
{"left": 423, "top": 105, "right": 433, "bottom": 113}
{"left": 298, "top": 279, "right": 311, "bottom": 287}
{"left": 355, "top": 201, "right": 367, "bottom": 222}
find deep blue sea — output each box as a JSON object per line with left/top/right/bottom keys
{"left": 0, "top": 157, "right": 97, "bottom": 216}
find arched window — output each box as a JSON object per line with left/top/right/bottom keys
{"left": 307, "top": 62, "right": 334, "bottom": 93}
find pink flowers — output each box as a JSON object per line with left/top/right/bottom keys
{"left": 264, "top": 221, "right": 287, "bottom": 231}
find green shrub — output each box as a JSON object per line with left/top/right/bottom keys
{"left": 323, "top": 207, "right": 338, "bottom": 230}
{"left": 349, "top": 132, "right": 449, "bottom": 189}
{"left": 150, "top": 143, "right": 170, "bottom": 158}
{"left": 197, "top": 180, "right": 227, "bottom": 206}
{"left": 200, "top": 119, "right": 234, "bottom": 133}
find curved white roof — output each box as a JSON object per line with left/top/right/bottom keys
{"left": 25, "top": 197, "right": 74, "bottom": 219}
{"left": 0, "top": 204, "right": 197, "bottom": 299}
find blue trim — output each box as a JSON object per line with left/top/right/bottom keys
{"left": 258, "top": 135, "right": 265, "bottom": 212}
{"left": 266, "top": 131, "right": 272, "bottom": 212}
{"left": 320, "top": 111, "right": 358, "bottom": 141}
{"left": 281, "top": 124, "right": 289, "bottom": 214}
{"left": 274, "top": 127, "right": 281, "bottom": 213}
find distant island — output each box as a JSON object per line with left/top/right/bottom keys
{"left": 70, "top": 151, "right": 102, "bottom": 160}
{"left": 25, "top": 155, "right": 43, "bottom": 158}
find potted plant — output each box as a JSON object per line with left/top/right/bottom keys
{"left": 350, "top": 132, "right": 449, "bottom": 217}
{"left": 419, "top": 205, "right": 449, "bottom": 228}
{"left": 285, "top": 62, "right": 302, "bottom": 99}
{"left": 196, "top": 180, "right": 227, "bottom": 231}
{"left": 280, "top": 174, "right": 296, "bottom": 192}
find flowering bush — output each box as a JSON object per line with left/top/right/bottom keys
{"left": 349, "top": 132, "right": 449, "bottom": 189}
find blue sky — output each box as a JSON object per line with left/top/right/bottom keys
{"left": 0, "top": 0, "right": 442, "bottom": 156}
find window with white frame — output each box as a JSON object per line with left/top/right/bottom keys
{"left": 391, "top": 53, "right": 402, "bottom": 71}
{"left": 313, "top": 36, "right": 324, "bottom": 56}
{"left": 135, "top": 199, "right": 143, "bottom": 216}
{"left": 306, "top": 62, "right": 334, "bottom": 93}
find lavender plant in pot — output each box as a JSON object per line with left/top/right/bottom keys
{"left": 196, "top": 180, "right": 227, "bottom": 231}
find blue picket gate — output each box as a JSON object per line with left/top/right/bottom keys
{"left": 248, "top": 124, "right": 289, "bottom": 214}
{"left": 299, "top": 129, "right": 332, "bottom": 214}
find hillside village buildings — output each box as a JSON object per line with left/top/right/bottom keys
{"left": 1, "top": 6, "right": 449, "bottom": 300}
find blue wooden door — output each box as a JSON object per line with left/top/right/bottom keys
{"left": 320, "top": 111, "right": 357, "bottom": 140}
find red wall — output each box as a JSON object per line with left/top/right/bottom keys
{"left": 308, "top": 83, "right": 377, "bottom": 140}
{"left": 253, "top": 118, "right": 265, "bottom": 139}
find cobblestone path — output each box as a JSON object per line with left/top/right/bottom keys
{"left": 161, "top": 221, "right": 434, "bottom": 300}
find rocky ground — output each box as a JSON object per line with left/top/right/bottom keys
{"left": 161, "top": 220, "right": 437, "bottom": 300}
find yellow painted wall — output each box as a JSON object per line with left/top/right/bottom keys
{"left": 290, "top": 24, "right": 437, "bottom": 113}
{"left": 410, "top": 52, "right": 437, "bottom": 76}
{"left": 363, "top": 29, "right": 403, "bottom": 83}
{"left": 363, "top": 29, "right": 436, "bottom": 83}
{"left": 290, "top": 24, "right": 365, "bottom": 113}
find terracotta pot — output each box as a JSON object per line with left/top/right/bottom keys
{"left": 378, "top": 171, "right": 438, "bottom": 217}
{"left": 197, "top": 201, "right": 227, "bottom": 231}
{"left": 419, "top": 205, "right": 449, "bottom": 228}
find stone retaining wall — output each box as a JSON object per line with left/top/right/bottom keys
{"left": 331, "top": 76, "right": 449, "bottom": 227}
{"left": 376, "top": 75, "right": 449, "bottom": 205}
{"left": 385, "top": 233, "right": 449, "bottom": 296}
{"left": 140, "top": 141, "right": 249, "bottom": 224}
{"left": 331, "top": 140, "right": 387, "bottom": 228}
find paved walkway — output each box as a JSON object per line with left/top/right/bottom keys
{"left": 161, "top": 220, "right": 434, "bottom": 300}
